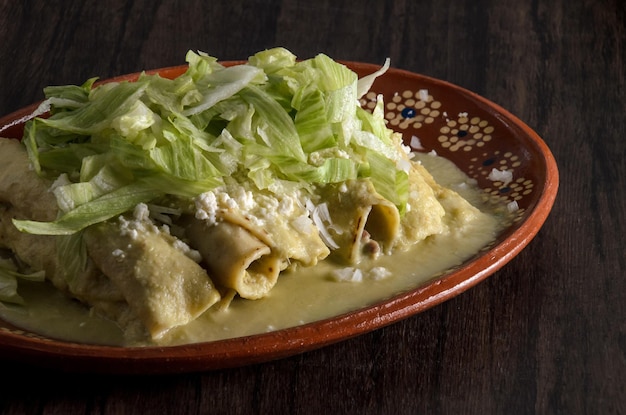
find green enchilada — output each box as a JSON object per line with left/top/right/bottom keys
{"left": 0, "top": 48, "right": 505, "bottom": 344}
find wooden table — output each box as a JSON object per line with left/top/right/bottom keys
{"left": 0, "top": 1, "right": 624, "bottom": 413}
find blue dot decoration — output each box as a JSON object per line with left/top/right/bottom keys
{"left": 401, "top": 107, "right": 416, "bottom": 118}
{"left": 457, "top": 130, "right": 468, "bottom": 137}
{"left": 482, "top": 158, "right": 495, "bottom": 166}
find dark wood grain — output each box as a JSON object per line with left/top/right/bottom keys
{"left": 0, "top": 0, "right": 624, "bottom": 414}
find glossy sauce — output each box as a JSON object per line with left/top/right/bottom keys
{"left": 0, "top": 153, "right": 505, "bottom": 346}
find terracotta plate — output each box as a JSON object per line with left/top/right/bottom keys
{"left": 0, "top": 62, "right": 558, "bottom": 374}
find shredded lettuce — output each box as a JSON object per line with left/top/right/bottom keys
{"left": 56, "top": 232, "right": 89, "bottom": 293}
{"left": 14, "top": 182, "right": 162, "bottom": 235}
{"left": 0, "top": 258, "right": 45, "bottom": 305}
{"left": 357, "top": 58, "right": 390, "bottom": 99}
{"left": 14, "top": 47, "right": 401, "bottom": 237}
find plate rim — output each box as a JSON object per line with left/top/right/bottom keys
{"left": 0, "top": 62, "right": 559, "bottom": 374}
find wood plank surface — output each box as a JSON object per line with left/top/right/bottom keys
{"left": 0, "top": 0, "right": 624, "bottom": 413}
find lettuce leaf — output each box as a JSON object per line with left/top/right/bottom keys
{"left": 19, "top": 47, "right": 404, "bottom": 237}
{"left": 0, "top": 259, "right": 45, "bottom": 305}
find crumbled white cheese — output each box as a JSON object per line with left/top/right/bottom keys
{"left": 117, "top": 203, "right": 163, "bottom": 240}
{"left": 330, "top": 266, "right": 392, "bottom": 282}
{"left": 330, "top": 267, "right": 363, "bottom": 282}
{"left": 308, "top": 148, "right": 351, "bottom": 167}
{"left": 458, "top": 112, "right": 468, "bottom": 118}
{"left": 195, "top": 192, "right": 218, "bottom": 224}
{"left": 217, "top": 192, "right": 238, "bottom": 211}
{"left": 428, "top": 149, "right": 438, "bottom": 157}
{"left": 369, "top": 266, "right": 392, "bottom": 280}
{"left": 173, "top": 239, "right": 203, "bottom": 263}
{"left": 418, "top": 89, "right": 429, "bottom": 101}
{"left": 278, "top": 196, "right": 295, "bottom": 216}
{"left": 195, "top": 185, "right": 311, "bottom": 240}
{"left": 112, "top": 249, "right": 126, "bottom": 261}
{"left": 133, "top": 203, "right": 150, "bottom": 222}
{"left": 125, "top": 227, "right": 139, "bottom": 240}
{"left": 241, "top": 192, "right": 256, "bottom": 211}
{"left": 337, "top": 149, "right": 350, "bottom": 159}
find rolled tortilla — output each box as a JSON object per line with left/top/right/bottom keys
{"left": 0, "top": 139, "right": 125, "bottom": 304}
{"left": 84, "top": 220, "right": 221, "bottom": 339}
{"left": 218, "top": 208, "right": 330, "bottom": 269}
{"left": 0, "top": 138, "right": 57, "bottom": 221}
{"left": 185, "top": 217, "right": 281, "bottom": 300}
{"left": 320, "top": 179, "right": 401, "bottom": 265}
{"left": 193, "top": 185, "right": 330, "bottom": 270}
{"left": 0, "top": 206, "right": 124, "bottom": 303}
{"left": 0, "top": 206, "right": 62, "bottom": 287}
{"left": 392, "top": 162, "right": 447, "bottom": 251}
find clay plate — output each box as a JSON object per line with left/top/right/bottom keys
{"left": 0, "top": 62, "right": 558, "bottom": 374}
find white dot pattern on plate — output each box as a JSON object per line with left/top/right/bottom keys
{"left": 360, "top": 87, "right": 533, "bottom": 223}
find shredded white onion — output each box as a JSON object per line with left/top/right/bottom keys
{"left": 487, "top": 168, "right": 513, "bottom": 186}
{"left": 507, "top": 200, "right": 520, "bottom": 212}
{"left": 410, "top": 135, "right": 424, "bottom": 150}
{"left": 307, "top": 201, "right": 339, "bottom": 249}
{"left": 418, "top": 89, "right": 429, "bottom": 101}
